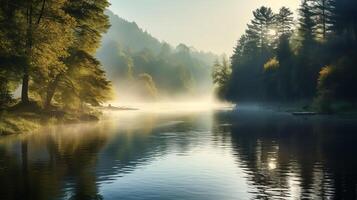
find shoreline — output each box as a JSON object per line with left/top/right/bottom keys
{"left": 0, "top": 103, "right": 140, "bottom": 136}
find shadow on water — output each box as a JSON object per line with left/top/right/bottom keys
{"left": 0, "top": 108, "right": 357, "bottom": 200}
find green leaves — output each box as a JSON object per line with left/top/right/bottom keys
{"left": 0, "top": 0, "right": 112, "bottom": 110}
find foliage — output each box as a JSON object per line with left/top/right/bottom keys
{"left": 221, "top": 0, "right": 357, "bottom": 111}
{"left": 212, "top": 57, "right": 231, "bottom": 99}
{"left": 0, "top": 0, "right": 112, "bottom": 111}
{"left": 264, "top": 57, "right": 280, "bottom": 71}
{"left": 317, "top": 57, "right": 357, "bottom": 105}
{"left": 275, "top": 7, "right": 294, "bottom": 36}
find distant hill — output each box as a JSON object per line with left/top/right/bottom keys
{"left": 97, "top": 10, "right": 218, "bottom": 101}
{"left": 101, "top": 11, "right": 162, "bottom": 54}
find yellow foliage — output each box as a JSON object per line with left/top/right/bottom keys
{"left": 264, "top": 57, "right": 280, "bottom": 71}
{"left": 319, "top": 66, "right": 333, "bottom": 80}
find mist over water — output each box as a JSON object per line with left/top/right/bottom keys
{"left": 1, "top": 106, "right": 357, "bottom": 200}
{"left": 1, "top": 0, "right": 357, "bottom": 199}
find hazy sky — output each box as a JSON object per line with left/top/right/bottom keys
{"left": 109, "top": 0, "right": 300, "bottom": 55}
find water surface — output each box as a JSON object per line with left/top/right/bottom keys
{"left": 1, "top": 107, "right": 357, "bottom": 200}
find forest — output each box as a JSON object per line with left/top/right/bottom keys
{"left": 0, "top": 0, "right": 112, "bottom": 110}
{"left": 0, "top": 0, "right": 113, "bottom": 134}
{"left": 213, "top": 0, "right": 357, "bottom": 112}
{"left": 97, "top": 11, "right": 217, "bottom": 101}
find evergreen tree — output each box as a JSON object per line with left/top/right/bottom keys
{"left": 274, "top": 7, "right": 295, "bottom": 100}
{"left": 311, "top": 0, "right": 336, "bottom": 40}
{"left": 276, "top": 34, "right": 294, "bottom": 100}
{"left": 275, "top": 7, "right": 294, "bottom": 36}
{"left": 298, "top": 0, "right": 317, "bottom": 47}
{"left": 247, "top": 6, "right": 276, "bottom": 50}
{"left": 295, "top": 0, "right": 319, "bottom": 98}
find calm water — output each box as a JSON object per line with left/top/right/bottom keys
{"left": 1, "top": 107, "right": 357, "bottom": 200}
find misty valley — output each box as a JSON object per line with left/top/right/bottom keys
{"left": 1, "top": 0, "right": 357, "bottom": 199}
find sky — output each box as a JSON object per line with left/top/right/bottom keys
{"left": 109, "top": 0, "right": 300, "bottom": 55}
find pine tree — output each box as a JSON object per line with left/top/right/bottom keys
{"left": 296, "top": 0, "right": 319, "bottom": 98}
{"left": 311, "top": 0, "right": 336, "bottom": 40}
{"left": 275, "top": 7, "right": 294, "bottom": 36}
{"left": 299, "top": 0, "right": 317, "bottom": 47}
{"left": 247, "top": 6, "right": 276, "bottom": 50}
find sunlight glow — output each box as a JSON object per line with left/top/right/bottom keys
{"left": 268, "top": 158, "right": 277, "bottom": 170}
{"left": 107, "top": 101, "right": 234, "bottom": 114}
{"left": 268, "top": 29, "right": 277, "bottom": 36}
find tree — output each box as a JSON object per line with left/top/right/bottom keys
{"left": 298, "top": 0, "right": 317, "bottom": 47}
{"left": 42, "top": 0, "right": 112, "bottom": 109}
{"left": 0, "top": 0, "right": 77, "bottom": 105}
{"left": 212, "top": 57, "right": 231, "bottom": 99}
{"left": 228, "top": 7, "right": 277, "bottom": 102}
{"left": 263, "top": 57, "right": 280, "bottom": 100}
{"left": 29, "top": 1, "right": 76, "bottom": 107}
{"left": 247, "top": 6, "right": 276, "bottom": 50}
{"left": 311, "top": 0, "right": 336, "bottom": 40}
{"left": 295, "top": 0, "right": 319, "bottom": 98}
{"left": 275, "top": 7, "right": 294, "bottom": 36}
{"left": 276, "top": 34, "right": 294, "bottom": 100}
{"left": 21, "top": 0, "right": 73, "bottom": 104}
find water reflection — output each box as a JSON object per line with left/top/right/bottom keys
{"left": 214, "top": 109, "right": 357, "bottom": 199}
{"left": 0, "top": 109, "right": 356, "bottom": 199}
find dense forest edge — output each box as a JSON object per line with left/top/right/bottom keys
{"left": 213, "top": 0, "right": 357, "bottom": 114}
{"left": 0, "top": 0, "right": 112, "bottom": 135}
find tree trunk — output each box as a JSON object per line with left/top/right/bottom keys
{"left": 21, "top": 1, "right": 33, "bottom": 104}
{"left": 21, "top": 69, "right": 30, "bottom": 103}
{"left": 322, "top": 0, "right": 326, "bottom": 39}
{"left": 45, "top": 75, "right": 61, "bottom": 109}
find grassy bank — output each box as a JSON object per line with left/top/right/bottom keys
{"left": 0, "top": 102, "right": 101, "bottom": 136}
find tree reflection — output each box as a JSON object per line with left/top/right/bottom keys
{"left": 1, "top": 111, "right": 357, "bottom": 200}
{"left": 0, "top": 113, "right": 209, "bottom": 200}
{"left": 213, "top": 110, "right": 357, "bottom": 199}
{"left": 0, "top": 124, "right": 109, "bottom": 200}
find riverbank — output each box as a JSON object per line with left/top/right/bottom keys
{"left": 0, "top": 102, "right": 101, "bottom": 136}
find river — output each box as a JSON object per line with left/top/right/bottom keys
{"left": 0, "top": 105, "right": 357, "bottom": 200}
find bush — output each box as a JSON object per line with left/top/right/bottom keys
{"left": 316, "top": 56, "right": 357, "bottom": 112}
{"left": 264, "top": 57, "right": 280, "bottom": 72}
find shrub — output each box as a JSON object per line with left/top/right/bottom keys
{"left": 316, "top": 56, "right": 357, "bottom": 112}
{"left": 264, "top": 57, "right": 280, "bottom": 72}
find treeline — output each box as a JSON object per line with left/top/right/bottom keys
{"left": 214, "top": 0, "right": 357, "bottom": 111}
{"left": 0, "top": 0, "right": 111, "bottom": 110}
{"left": 97, "top": 11, "right": 217, "bottom": 100}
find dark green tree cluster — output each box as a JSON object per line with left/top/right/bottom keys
{"left": 0, "top": 0, "right": 111, "bottom": 110}
{"left": 222, "top": 0, "right": 357, "bottom": 111}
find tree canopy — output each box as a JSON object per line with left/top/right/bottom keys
{"left": 217, "top": 0, "right": 357, "bottom": 112}
{"left": 0, "top": 0, "right": 112, "bottom": 110}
